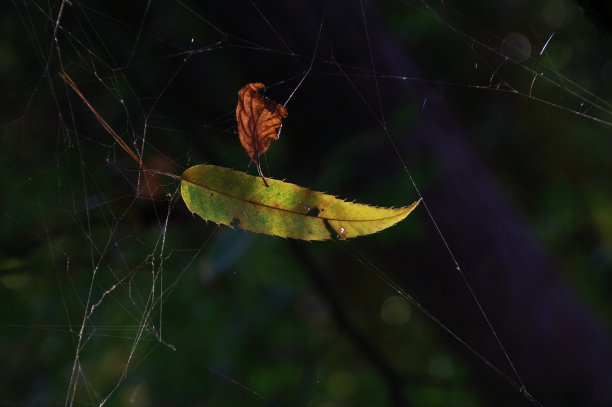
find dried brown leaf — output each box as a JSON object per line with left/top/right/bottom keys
{"left": 236, "top": 83, "right": 287, "bottom": 181}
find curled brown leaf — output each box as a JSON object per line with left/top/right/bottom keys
{"left": 236, "top": 83, "right": 287, "bottom": 182}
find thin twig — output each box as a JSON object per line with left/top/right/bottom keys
{"left": 59, "top": 72, "right": 143, "bottom": 167}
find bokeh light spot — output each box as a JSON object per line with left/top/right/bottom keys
{"left": 380, "top": 295, "right": 412, "bottom": 327}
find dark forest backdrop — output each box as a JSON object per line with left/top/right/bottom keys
{"left": 1, "top": 0, "right": 612, "bottom": 406}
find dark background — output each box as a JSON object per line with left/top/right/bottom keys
{"left": 1, "top": 0, "right": 612, "bottom": 406}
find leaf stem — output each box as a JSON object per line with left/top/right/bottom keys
{"left": 256, "top": 162, "right": 269, "bottom": 187}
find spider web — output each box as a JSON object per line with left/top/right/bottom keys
{"left": 2, "top": 0, "right": 612, "bottom": 406}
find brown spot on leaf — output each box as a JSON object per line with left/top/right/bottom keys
{"left": 306, "top": 207, "right": 320, "bottom": 217}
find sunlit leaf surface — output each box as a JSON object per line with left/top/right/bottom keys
{"left": 181, "top": 164, "right": 420, "bottom": 240}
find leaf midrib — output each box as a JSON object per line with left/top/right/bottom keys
{"left": 182, "top": 176, "right": 410, "bottom": 223}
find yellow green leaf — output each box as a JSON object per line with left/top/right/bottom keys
{"left": 180, "top": 164, "right": 420, "bottom": 241}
